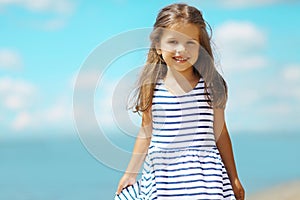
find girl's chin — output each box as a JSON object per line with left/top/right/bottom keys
{"left": 174, "top": 61, "right": 194, "bottom": 67}
{"left": 169, "top": 65, "right": 194, "bottom": 73}
{"left": 173, "top": 60, "right": 195, "bottom": 66}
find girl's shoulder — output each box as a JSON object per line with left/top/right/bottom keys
{"left": 153, "top": 79, "right": 164, "bottom": 91}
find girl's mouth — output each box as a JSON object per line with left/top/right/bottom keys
{"left": 172, "top": 56, "right": 189, "bottom": 63}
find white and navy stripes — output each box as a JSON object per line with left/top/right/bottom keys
{"left": 151, "top": 79, "right": 215, "bottom": 150}
{"left": 115, "top": 78, "right": 235, "bottom": 200}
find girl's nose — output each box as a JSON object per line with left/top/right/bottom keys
{"left": 175, "top": 43, "right": 186, "bottom": 53}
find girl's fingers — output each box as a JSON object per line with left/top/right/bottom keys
{"left": 234, "top": 188, "right": 244, "bottom": 200}
{"left": 238, "top": 188, "right": 245, "bottom": 200}
{"left": 116, "top": 180, "right": 135, "bottom": 195}
{"left": 116, "top": 183, "right": 125, "bottom": 195}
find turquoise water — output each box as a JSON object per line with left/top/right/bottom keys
{"left": 1, "top": 131, "right": 300, "bottom": 199}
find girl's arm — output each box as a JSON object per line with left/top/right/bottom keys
{"left": 116, "top": 108, "right": 152, "bottom": 194}
{"left": 124, "top": 108, "right": 152, "bottom": 175}
{"left": 214, "top": 108, "right": 245, "bottom": 200}
{"left": 214, "top": 108, "right": 238, "bottom": 180}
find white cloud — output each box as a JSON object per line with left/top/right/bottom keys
{"left": 26, "top": 17, "right": 70, "bottom": 31}
{"left": 283, "top": 64, "right": 300, "bottom": 82}
{"left": 0, "top": 77, "right": 37, "bottom": 131}
{"left": 0, "top": 77, "right": 36, "bottom": 110}
{"left": 215, "top": 21, "right": 266, "bottom": 50}
{"left": 262, "top": 64, "right": 300, "bottom": 102}
{"left": 0, "top": 0, "right": 76, "bottom": 30}
{"left": 43, "top": 96, "right": 72, "bottom": 124}
{"left": 228, "top": 88, "right": 260, "bottom": 108}
{"left": 226, "top": 63, "right": 300, "bottom": 132}
{"left": 4, "top": 94, "right": 25, "bottom": 110}
{"left": 0, "top": 76, "right": 74, "bottom": 132}
{"left": 8, "top": 94, "right": 73, "bottom": 132}
{"left": 281, "top": 65, "right": 300, "bottom": 100}
{"left": 219, "top": 0, "right": 295, "bottom": 8}
{"left": 255, "top": 99, "right": 299, "bottom": 132}
{"left": 0, "top": 49, "right": 22, "bottom": 70}
{"left": 214, "top": 21, "right": 268, "bottom": 72}
{"left": 0, "top": 0, "right": 75, "bottom": 14}
{"left": 42, "top": 18, "right": 67, "bottom": 31}
{"left": 11, "top": 111, "right": 32, "bottom": 131}
{"left": 27, "top": 0, "right": 74, "bottom": 14}
{"left": 0, "top": 73, "right": 133, "bottom": 133}
{"left": 3, "top": 71, "right": 103, "bottom": 133}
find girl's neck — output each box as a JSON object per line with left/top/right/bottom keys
{"left": 164, "top": 66, "right": 200, "bottom": 94}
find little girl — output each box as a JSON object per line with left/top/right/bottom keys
{"left": 115, "top": 3, "right": 244, "bottom": 200}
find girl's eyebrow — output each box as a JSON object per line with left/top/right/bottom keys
{"left": 165, "top": 37, "right": 177, "bottom": 40}
{"left": 166, "top": 37, "right": 198, "bottom": 41}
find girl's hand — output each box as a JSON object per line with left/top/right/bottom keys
{"left": 115, "top": 173, "right": 137, "bottom": 195}
{"left": 232, "top": 177, "right": 245, "bottom": 200}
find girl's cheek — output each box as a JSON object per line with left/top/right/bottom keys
{"left": 188, "top": 45, "right": 199, "bottom": 51}
{"left": 163, "top": 45, "right": 177, "bottom": 53}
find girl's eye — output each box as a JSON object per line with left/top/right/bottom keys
{"left": 168, "top": 40, "right": 178, "bottom": 44}
{"left": 187, "top": 41, "right": 197, "bottom": 45}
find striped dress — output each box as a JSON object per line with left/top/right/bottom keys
{"left": 115, "top": 78, "right": 236, "bottom": 200}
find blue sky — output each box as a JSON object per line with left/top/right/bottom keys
{"left": 1, "top": 0, "right": 300, "bottom": 135}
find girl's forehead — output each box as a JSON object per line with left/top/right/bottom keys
{"left": 162, "top": 23, "right": 200, "bottom": 41}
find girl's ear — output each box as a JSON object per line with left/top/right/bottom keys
{"left": 155, "top": 44, "right": 162, "bottom": 55}
{"left": 156, "top": 49, "right": 162, "bottom": 55}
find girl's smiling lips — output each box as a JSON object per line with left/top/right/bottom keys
{"left": 172, "top": 55, "right": 190, "bottom": 63}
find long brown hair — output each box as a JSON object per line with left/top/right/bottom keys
{"left": 128, "top": 3, "right": 227, "bottom": 113}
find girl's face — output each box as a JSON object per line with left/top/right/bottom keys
{"left": 157, "top": 23, "right": 200, "bottom": 73}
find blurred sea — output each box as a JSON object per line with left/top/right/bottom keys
{"left": 1, "top": 131, "right": 300, "bottom": 200}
